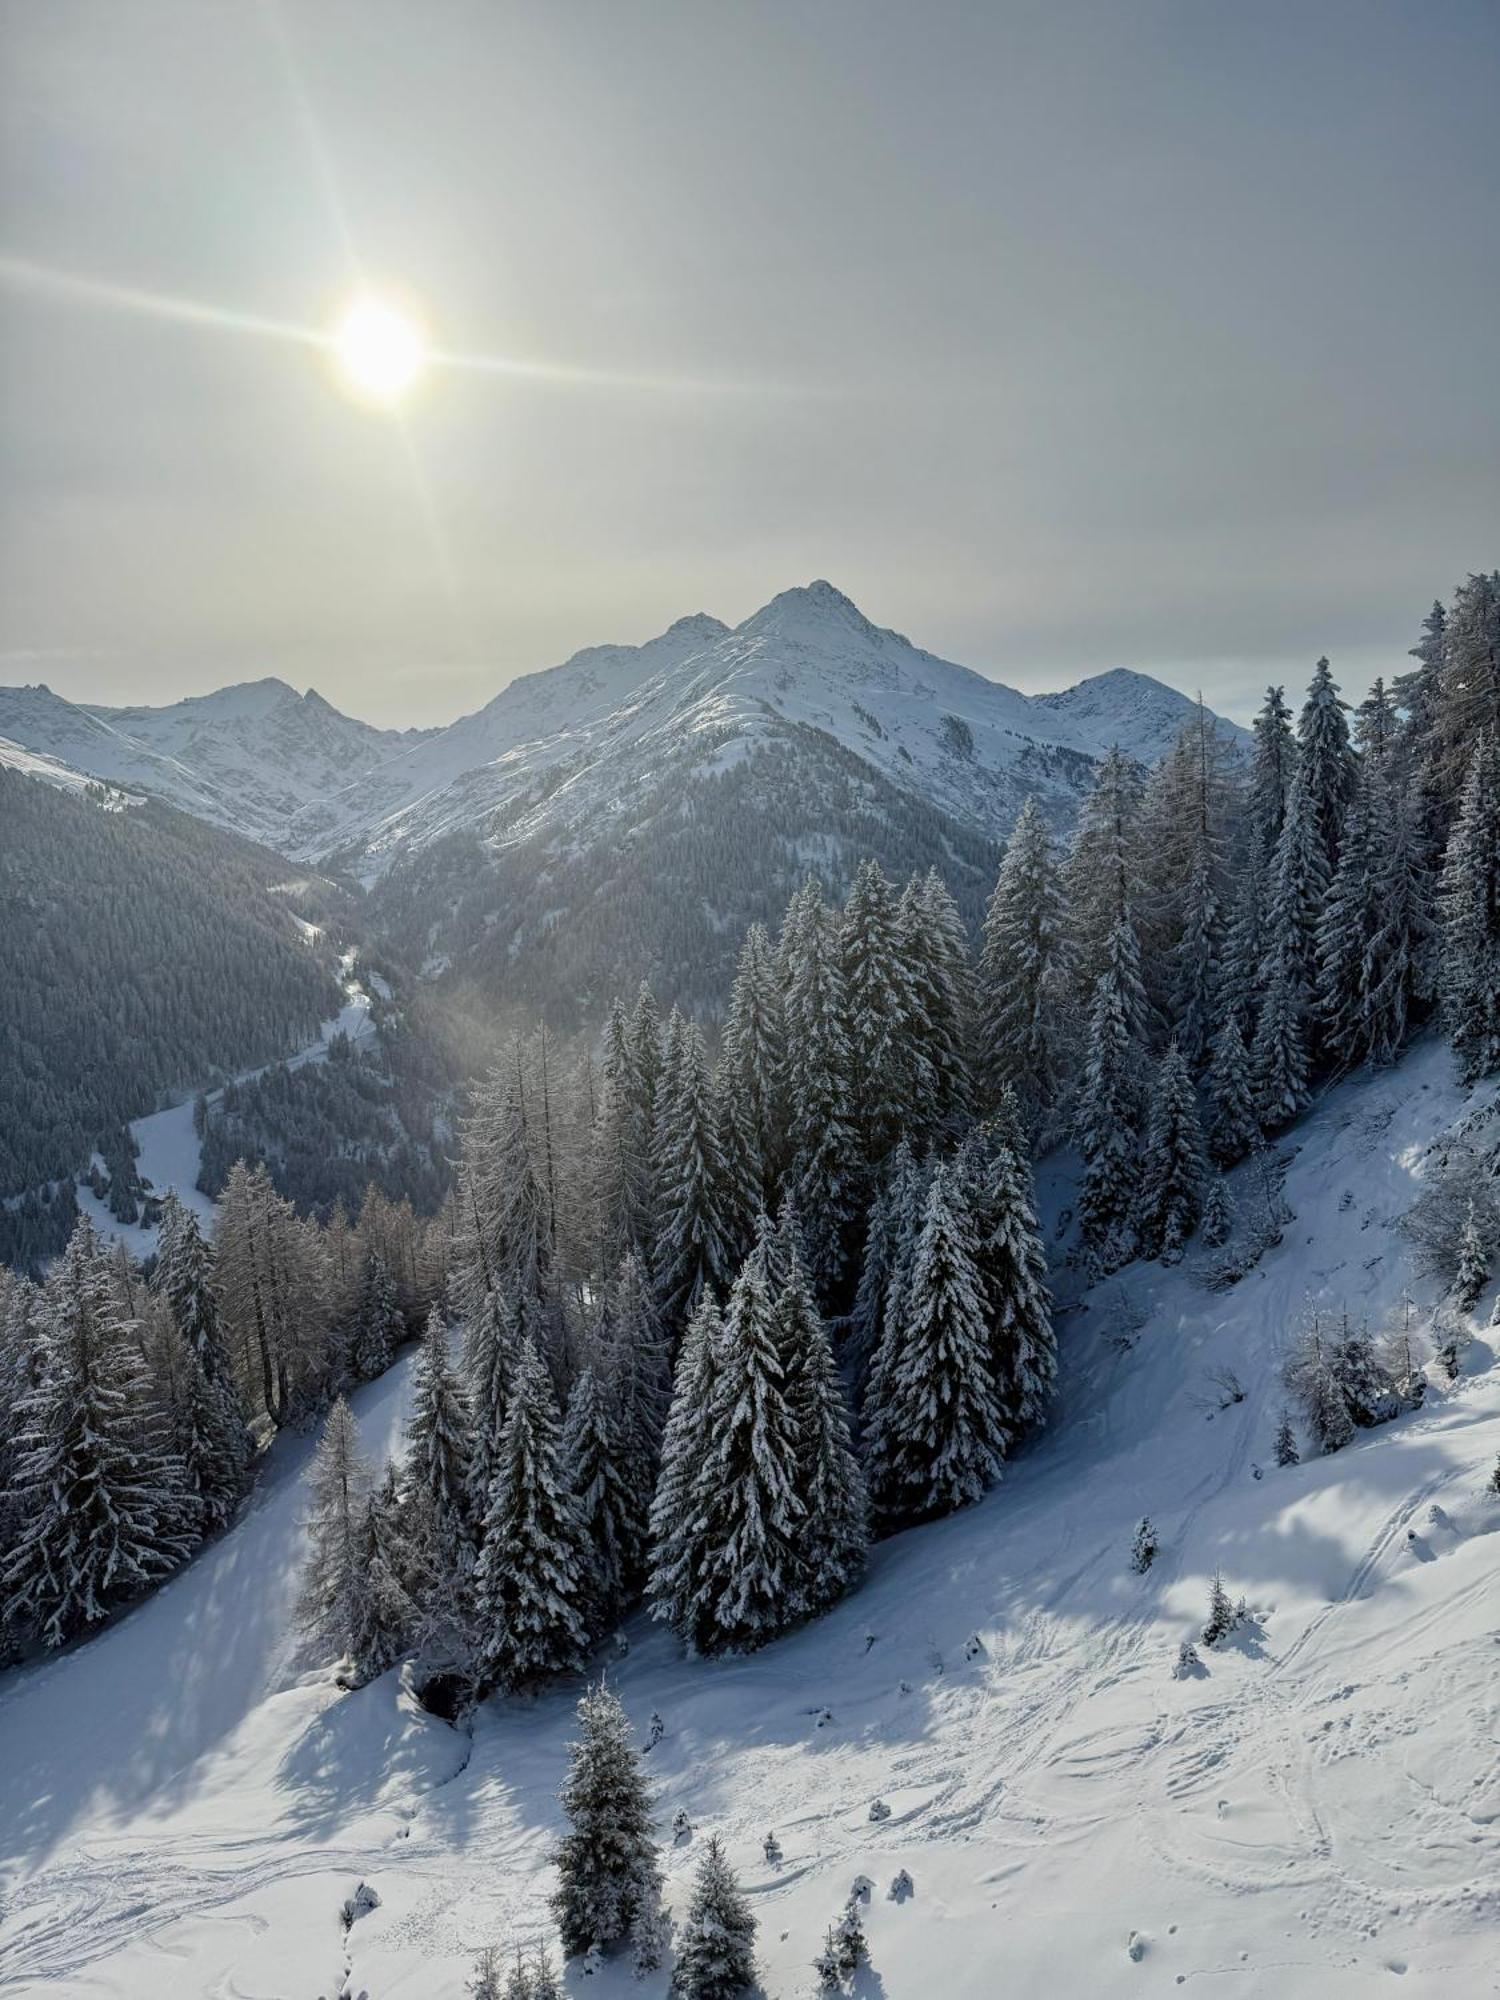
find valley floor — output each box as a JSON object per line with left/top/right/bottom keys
{"left": 1, "top": 1041, "right": 1497, "bottom": 1999}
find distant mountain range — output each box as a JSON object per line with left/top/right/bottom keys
{"left": 0, "top": 583, "right": 1246, "bottom": 868}
{"left": 1, "top": 585, "right": 1248, "bottom": 1020}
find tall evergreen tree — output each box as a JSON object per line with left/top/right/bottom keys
{"left": 651, "top": 1021, "right": 734, "bottom": 1339}
{"left": 898, "top": 868, "right": 974, "bottom": 1146}
{"left": 773, "top": 1245, "right": 868, "bottom": 1616}
{"left": 1133, "top": 1042, "right": 1207, "bottom": 1259}
{"left": 350, "top": 1252, "right": 404, "bottom": 1383}
{"left": 780, "top": 880, "right": 862, "bottom": 1302}
{"left": 1438, "top": 732, "right": 1500, "bottom": 1083}
{"left": 1248, "top": 684, "right": 1298, "bottom": 861}
{"left": 646, "top": 1292, "right": 723, "bottom": 1643}
{"left": 1296, "top": 655, "right": 1358, "bottom": 877}
{"left": 295, "top": 1396, "right": 377, "bottom": 1667}
{"left": 4, "top": 1221, "right": 192, "bottom": 1647}
{"left": 1065, "top": 746, "right": 1147, "bottom": 1006}
{"left": 473, "top": 1338, "right": 590, "bottom": 1692}
{"left": 719, "top": 922, "right": 788, "bottom": 1212}
{"left": 552, "top": 1682, "right": 663, "bottom": 1962}
{"left": 1074, "top": 917, "right": 1148, "bottom": 1272}
{"left": 840, "top": 858, "right": 921, "bottom": 1173}
{"left": 977, "top": 796, "right": 1070, "bottom": 1138}
{"left": 672, "top": 1836, "right": 757, "bottom": 2000}
{"left": 962, "top": 1128, "right": 1056, "bottom": 1439}
{"left": 864, "top": 1163, "right": 1006, "bottom": 1525}
{"left": 1205, "top": 1012, "right": 1260, "bottom": 1164}
{"left": 562, "top": 1366, "right": 634, "bottom": 1632}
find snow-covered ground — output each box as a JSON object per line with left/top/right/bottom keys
{"left": 2, "top": 1041, "right": 1497, "bottom": 1999}
{"left": 74, "top": 950, "right": 380, "bottom": 1258}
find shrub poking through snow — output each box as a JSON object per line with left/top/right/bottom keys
{"left": 814, "top": 1895, "right": 871, "bottom": 1989}
{"left": 1202, "top": 1569, "right": 1238, "bottom": 1647}
{"left": 1175, "top": 1637, "right": 1203, "bottom": 1678}
{"left": 1130, "top": 1517, "right": 1158, "bottom": 1573}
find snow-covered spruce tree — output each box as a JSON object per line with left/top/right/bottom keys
{"left": 774, "top": 1243, "right": 868, "bottom": 1617}
{"left": 865, "top": 1161, "right": 1007, "bottom": 1526}
{"left": 1075, "top": 917, "right": 1148, "bottom": 1273}
{"left": 1273, "top": 1408, "right": 1300, "bottom": 1468}
{"left": 1331, "top": 1313, "right": 1398, "bottom": 1429}
{"left": 961, "top": 1126, "right": 1056, "bottom": 1439}
{"left": 813, "top": 1897, "right": 870, "bottom": 1987}
{"left": 4, "top": 1220, "right": 193, "bottom": 1647}
{"left": 1064, "top": 745, "right": 1149, "bottom": 1010}
{"left": 1249, "top": 684, "right": 1298, "bottom": 863}
{"left": 1202, "top": 1569, "right": 1237, "bottom": 1647}
{"left": 1438, "top": 731, "right": 1500, "bottom": 1084}
{"left": 141, "top": 1303, "right": 247, "bottom": 1539}
{"left": 402, "top": 1309, "right": 476, "bottom": 1664}
{"left": 1454, "top": 1200, "right": 1489, "bottom": 1313}
{"left": 1218, "top": 839, "right": 1269, "bottom": 1043}
{"left": 719, "top": 922, "right": 789, "bottom": 1212}
{"left": 651, "top": 1020, "right": 734, "bottom": 1340}
{"left": 551, "top": 1681, "right": 663, "bottom": 1963}
{"left": 977, "top": 795, "right": 1070, "bottom": 1140}
{"left": 1133, "top": 1041, "right": 1207, "bottom": 1261}
{"left": 848, "top": 1138, "right": 923, "bottom": 1383}
{"left": 472, "top": 1337, "right": 590, "bottom": 1693}
{"left": 349, "top": 1251, "right": 404, "bottom": 1383}
{"left": 779, "top": 878, "right": 862, "bottom": 1304}
{"left": 901, "top": 867, "right": 976, "bottom": 1146}
{"left": 683, "top": 1249, "right": 805, "bottom": 1655}
{"left": 592, "top": 994, "right": 654, "bottom": 1268}
{"left": 600, "top": 1250, "right": 671, "bottom": 1585}
{"left": 466, "top": 1945, "right": 504, "bottom": 2000}
{"left": 465, "top": 1285, "right": 521, "bottom": 1531}
{"left": 1251, "top": 945, "right": 1311, "bottom": 1133}
{"left": 715, "top": 1049, "right": 765, "bottom": 1278}
{"left": 1201, "top": 1171, "right": 1234, "bottom": 1249}
{"left": 1283, "top": 1316, "right": 1355, "bottom": 1455}
{"left": 1424, "top": 570, "right": 1500, "bottom": 817}
{"left": 296, "top": 1395, "right": 377, "bottom": 1669}
{"left": 562, "top": 1365, "right": 634, "bottom": 1632}
{"left": 154, "top": 1192, "right": 229, "bottom": 1380}
{"left": 1257, "top": 756, "right": 1329, "bottom": 1058}
{"left": 1297, "top": 654, "right": 1358, "bottom": 877}
{"left": 1130, "top": 1516, "right": 1158, "bottom": 1573}
{"left": 839, "top": 857, "right": 922, "bottom": 1174}
{"left": 1136, "top": 702, "right": 1236, "bottom": 1066}
{"left": 646, "top": 1291, "right": 723, "bottom": 1643}
{"left": 672, "top": 1835, "right": 757, "bottom": 2000}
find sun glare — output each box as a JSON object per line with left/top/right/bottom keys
{"left": 331, "top": 296, "right": 426, "bottom": 404}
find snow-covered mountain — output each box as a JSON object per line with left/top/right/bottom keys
{"left": 0, "top": 587, "right": 1247, "bottom": 869}
{"left": 1, "top": 1039, "right": 1493, "bottom": 1999}
{"left": 0, "top": 677, "right": 426, "bottom": 854}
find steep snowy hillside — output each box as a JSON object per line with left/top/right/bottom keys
{"left": 2, "top": 1040, "right": 1494, "bottom": 2000}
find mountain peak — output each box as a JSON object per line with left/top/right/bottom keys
{"left": 663, "top": 612, "right": 729, "bottom": 644}
{"left": 738, "top": 579, "right": 886, "bottom": 644}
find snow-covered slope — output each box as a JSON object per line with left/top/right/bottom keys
{"left": 0, "top": 590, "right": 1247, "bottom": 872}
{"left": 2, "top": 1040, "right": 1494, "bottom": 2000}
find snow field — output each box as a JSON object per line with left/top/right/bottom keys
{"left": 1, "top": 1040, "right": 1497, "bottom": 1998}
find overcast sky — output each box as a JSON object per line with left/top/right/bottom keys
{"left": 1, "top": 0, "right": 1495, "bottom": 726}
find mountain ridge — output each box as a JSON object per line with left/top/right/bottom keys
{"left": 0, "top": 585, "right": 1248, "bottom": 870}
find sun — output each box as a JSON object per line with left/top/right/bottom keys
{"left": 330, "top": 296, "right": 426, "bottom": 404}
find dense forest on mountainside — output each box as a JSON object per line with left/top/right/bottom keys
{"left": 0, "top": 770, "right": 341, "bottom": 1211}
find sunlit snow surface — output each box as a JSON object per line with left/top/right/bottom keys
{"left": 2, "top": 1040, "right": 1497, "bottom": 1998}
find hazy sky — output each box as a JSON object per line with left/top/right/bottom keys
{"left": 2, "top": 1, "right": 1496, "bottom": 726}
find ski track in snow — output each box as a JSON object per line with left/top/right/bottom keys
{"left": 2, "top": 1040, "right": 1498, "bottom": 1998}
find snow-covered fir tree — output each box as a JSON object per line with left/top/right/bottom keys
{"left": 864, "top": 1161, "right": 1007, "bottom": 1526}
{"left": 472, "top": 1338, "right": 590, "bottom": 1692}
{"left": 1205, "top": 1012, "right": 1260, "bottom": 1163}
{"left": 976, "top": 795, "right": 1070, "bottom": 1139}
{"left": 4, "top": 1221, "right": 193, "bottom": 1647}
{"left": 773, "top": 1243, "right": 868, "bottom": 1616}
{"left": 1248, "top": 683, "right": 1297, "bottom": 862}
{"left": 1133, "top": 1041, "right": 1207, "bottom": 1260}
{"left": 1273, "top": 1408, "right": 1300, "bottom": 1467}
{"left": 646, "top": 1292, "right": 723, "bottom": 1644}
{"left": 465, "top": 1286, "right": 521, "bottom": 1530}
{"left": 718, "top": 923, "right": 788, "bottom": 1212}
{"left": 780, "top": 878, "right": 862, "bottom": 1302}
{"left": 840, "top": 857, "right": 922, "bottom": 1173}
{"left": 561, "top": 1365, "right": 634, "bottom": 1633}
{"left": 651, "top": 1020, "right": 734, "bottom": 1339}
{"left": 402, "top": 1309, "right": 475, "bottom": 1664}
{"left": 551, "top": 1680, "right": 663, "bottom": 1962}
{"left": 1074, "top": 916, "right": 1148, "bottom": 1272}
{"left": 672, "top": 1835, "right": 757, "bottom": 1999}
{"left": 1297, "top": 654, "right": 1358, "bottom": 877}
{"left": 349, "top": 1251, "right": 404, "bottom": 1382}
{"left": 673, "top": 1249, "right": 805, "bottom": 1655}
{"left": 1438, "top": 731, "right": 1500, "bottom": 1083}
{"left": 1454, "top": 1200, "right": 1488, "bottom": 1313}
{"left": 961, "top": 1126, "right": 1056, "bottom": 1439}
{"left": 899, "top": 867, "right": 975, "bottom": 1147}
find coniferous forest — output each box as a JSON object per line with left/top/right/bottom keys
{"left": 4, "top": 575, "right": 1498, "bottom": 1712}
